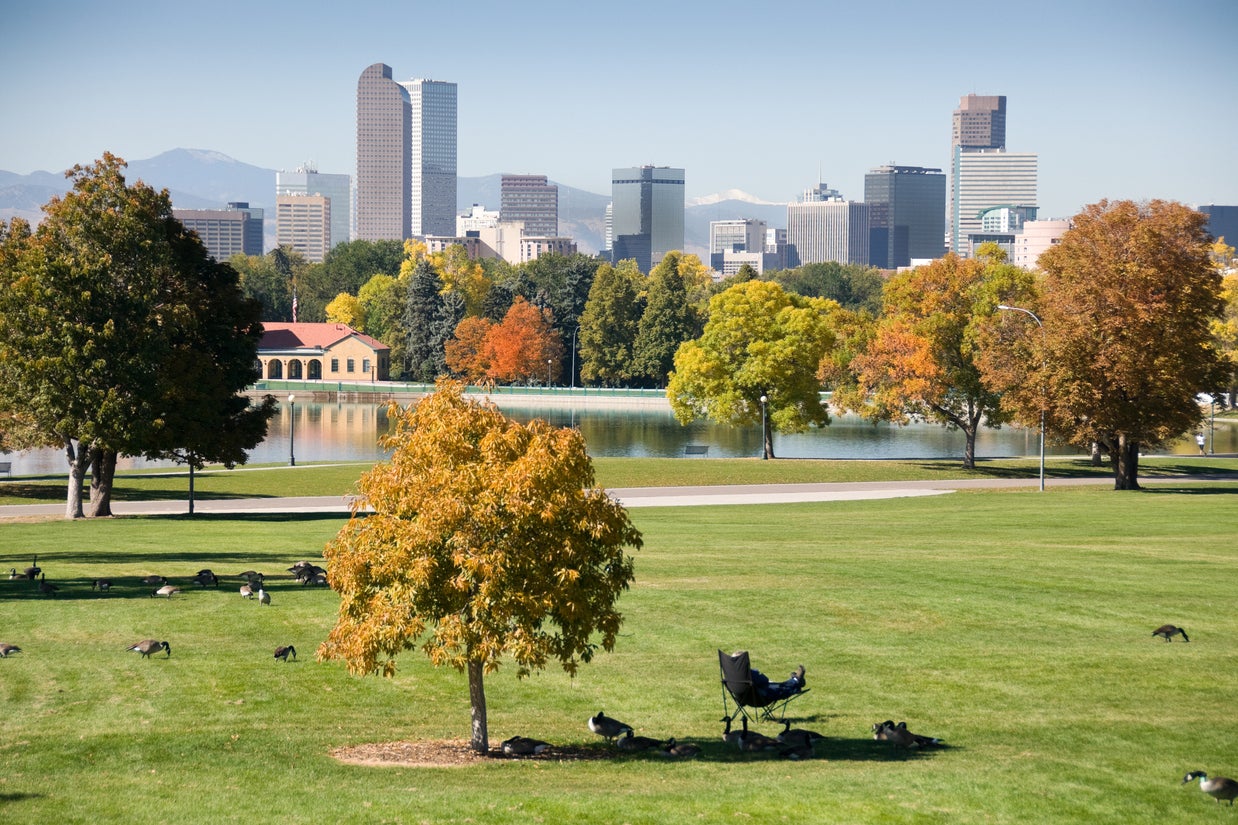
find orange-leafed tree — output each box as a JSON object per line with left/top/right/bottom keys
{"left": 837, "top": 248, "right": 1033, "bottom": 468}
{"left": 985, "top": 199, "right": 1226, "bottom": 490}
{"left": 318, "top": 381, "right": 642, "bottom": 753}
{"left": 482, "top": 296, "right": 565, "bottom": 385}
{"left": 444, "top": 316, "right": 493, "bottom": 384}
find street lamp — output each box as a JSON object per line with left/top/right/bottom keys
{"left": 570, "top": 326, "right": 580, "bottom": 391}
{"left": 997, "top": 305, "right": 1045, "bottom": 491}
{"left": 760, "top": 394, "right": 769, "bottom": 460}
{"left": 288, "top": 394, "right": 296, "bottom": 467}
{"left": 547, "top": 359, "right": 552, "bottom": 389}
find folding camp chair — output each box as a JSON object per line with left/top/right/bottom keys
{"left": 719, "top": 649, "right": 809, "bottom": 732}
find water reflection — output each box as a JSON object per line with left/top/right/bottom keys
{"left": 5, "top": 399, "right": 1233, "bottom": 476}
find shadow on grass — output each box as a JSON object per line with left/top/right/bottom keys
{"left": 0, "top": 793, "right": 45, "bottom": 803}
{"left": 601, "top": 734, "right": 949, "bottom": 763}
{"left": 0, "top": 479, "right": 276, "bottom": 503}
{"left": 0, "top": 575, "right": 331, "bottom": 602}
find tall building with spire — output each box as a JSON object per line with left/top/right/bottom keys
{"left": 355, "top": 63, "right": 411, "bottom": 241}
{"left": 400, "top": 78, "right": 457, "bottom": 237}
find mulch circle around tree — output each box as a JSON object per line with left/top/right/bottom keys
{"left": 330, "top": 739, "right": 616, "bottom": 767}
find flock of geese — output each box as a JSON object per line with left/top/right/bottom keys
{"left": 4, "top": 556, "right": 326, "bottom": 664}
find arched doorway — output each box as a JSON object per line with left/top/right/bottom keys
{"left": 267, "top": 359, "right": 283, "bottom": 379}
{"left": 288, "top": 359, "right": 303, "bottom": 379}
{"left": 308, "top": 359, "right": 322, "bottom": 380}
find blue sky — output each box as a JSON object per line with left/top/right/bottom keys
{"left": 4, "top": 0, "right": 1236, "bottom": 217}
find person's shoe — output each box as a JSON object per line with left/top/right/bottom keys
{"left": 791, "top": 665, "right": 806, "bottom": 686}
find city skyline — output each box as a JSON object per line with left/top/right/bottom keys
{"left": 3, "top": 1, "right": 1237, "bottom": 220}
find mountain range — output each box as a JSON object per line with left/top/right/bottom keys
{"left": 0, "top": 148, "right": 790, "bottom": 259}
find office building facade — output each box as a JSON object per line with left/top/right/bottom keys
{"left": 1200, "top": 205, "right": 1238, "bottom": 246}
{"left": 950, "top": 149, "right": 1038, "bottom": 255}
{"left": 500, "top": 175, "right": 558, "bottom": 238}
{"left": 864, "top": 165, "right": 946, "bottom": 268}
{"left": 276, "top": 194, "right": 331, "bottom": 263}
{"left": 355, "top": 63, "right": 411, "bottom": 241}
{"left": 276, "top": 165, "right": 351, "bottom": 250}
{"left": 786, "top": 187, "right": 870, "bottom": 267}
{"left": 949, "top": 94, "right": 1010, "bottom": 254}
{"left": 401, "top": 78, "right": 457, "bottom": 237}
{"left": 610, "top": 166, "right": 685, "bottom": 273}
{"left": 174, "top": 202, "right": 263, "bottom": 260}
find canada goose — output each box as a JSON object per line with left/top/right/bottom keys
{"left": 237, "top": 570, "right": 264, "bottom": 584}
{"left": 257, "top": 588, "right": 270, "bottom": 606}
{"left": 38, "top": 575, "right": 58, "bottom": 597}
{"left": 500, "top": 736, "right": 550, "bottom": 756}
{"left": 616, "top": 730, "right": 664, "bottom": 752}
{"left": 0, "top": 643, "right": 22, "bottom": 657}
{"left": 9, "top": 568, "right": 27, "bottom": 580}
{"left": 780, "top": 741, "right": 815, "bottom": 760}
{"left": 1183, "top": 771, "right": 1238, "bottom": 806}
{"left": 91, "top": 578, "right": 111, "bottom": 592}
{"left": 151, "top": 585, "right": 181, "bottom": 599}
{"left": 239, "top": 584, "right": 254, "bottom": 599}
{"left": 126, "top": 639, "right": 171, "bottom": 658}
{"left": 274, "top": 645, "right": 297, "bottom": 662}
{"left": 778, "top": 721, "right": 826, "bottom": 749}
{"left": 735, "top": 730, "right": 780, "bottom": 752}
{"left": 872, "top": 720, "right": 942, "bottom": 748}
{"left": 24, "top": 556, "right": 40, "bottom": 579}
{"left": 196, "top": 568, "right": 215, "bottom": 577}
{"left": 191, "top": 572, "right": 219, "bottom": 588}
{"left": 1153, "top": 624, "right": 1189, "bottom": 642}
{"left": 656, "top": 738, "right": 701, "bottom": 759}
{"left": 588, "top": 711, "right": 633, "bottom": 742}
{"left": 141, "top": 574, "right": 167, "bottom": 586}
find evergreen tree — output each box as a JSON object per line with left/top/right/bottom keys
{"left": 579, "top": 260, "right": 642, "bottom": 387}
{"left": 403, "top": 258, "right": 448, "bottom": 381}
{"left": 630, "top": 252, "right": 694, "bottom": 387}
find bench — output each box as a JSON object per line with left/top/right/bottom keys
{"left": 684, "top": 445, "right": 710, "bottom": 457}
{"left": 0, "top": 461, "right": 10, "bottom": 478}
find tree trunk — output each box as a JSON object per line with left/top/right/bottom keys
{"left": 763, "top": 420, "right": 775, "bottom": 460}
{"left": 64, "top": 438, "right": 87, "bottom": 520}
{"left": 1112, "top": 434, "right": 1141, "bottom": 490}
{"left": 89, "top": 447, "right": 117, "bottom": 517}
{"left": 468, "top": 660, "right": 488, "bottom": 754}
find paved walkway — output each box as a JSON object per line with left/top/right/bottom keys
{"left": 2, "top": 474, "right": 1228, "bottom": 518}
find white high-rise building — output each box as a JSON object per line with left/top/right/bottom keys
{"left": 275, "top": 194, "right": 331, "bottom": 263}
{"left": 786, "top": 185, "right": 869, "bottom": 266}
{"left": 276, "top": 165, "right": 351, "bottom": 250}
{"left": 709, "top": 219, "right": 768, "bottom": 275}
{"left": 950, "top": 149, "right": 1038, "bottom": 255}
{"left": 400, "top": 78, "right": 457, "bottom": 237}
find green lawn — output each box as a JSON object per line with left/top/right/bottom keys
{"left": 1, "top": 483, "right": 1236, "bottom": 823}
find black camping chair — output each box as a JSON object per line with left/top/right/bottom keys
{"left": 719, "top": 649, "right": 809, "bottom": 731}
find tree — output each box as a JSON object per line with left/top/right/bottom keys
{"left": 318, "top": 381, "right": 642, "bottom": 753}
{"left": 631, "top": 252, "right": 698, "bottom": 387}
{"left": 230, "top": 251, "right": 293, "bottom": 321}
{"left": 356, "top": 273, "right": 404, "bottom": 342}
{"left": 298, "top": 239, "right": 403, "bottom": 322}
{"left": 771, "top": 261, "right": 885, "bottom": 314}
{"left": 983, "top": 199, "right": 1226, "bottom": 489}
{"left": 444, "top": 316, "right": 494, "bottom": 383}
{"left": 838, "top": 248, "right": 1032, "bottom": 469}
{"left": 578, "top": 260, "right": 643, "bottom": 387}
{"left": 667, "top": 280, "right": 837, "bottom": 459}
{"left": 1209, "top": 239, "right": 1238, "bottom": 408}
{"left": 0, "top": 154, "right": 274, "bottom": 517}
{"left": 403, "top": 258, "right": 449, "bottom": 381}
{"left": 325, "top": 293, "right": 364, "bottom": 327}
{"left": 482, "top": 297, "right": 565, "bottom": 385}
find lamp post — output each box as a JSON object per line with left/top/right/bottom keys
{"left": 760, "top": 394, "right": 769, "bottom": 460}
{"left": 288, "top": 394, "right": 296, "bottom": 467}
{"left": 570, "top": 326, "right": 579, "bottom": 391}
{"left": 1210, "top": 396, "right": 1215, "bottom": 455}
{"left": 547, "top": 359, "right": 552, "bottom": 389}
{"left": 997, "top": 305, "right": 1045, "bottom": 491}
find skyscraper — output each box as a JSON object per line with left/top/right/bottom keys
{"left": 174, "top": 202, "right": 263, "bottom": 260}
{"left": 786, "top": 184, "right": 869, "bottom": 267}
{"left": 709, "top": 218, "right": 767, "bottom": 274}
{"left": 276, "top": 194, "right": 331, "bottom": 263}
{"left": 355, "top": 63, "right": 411, "bottom": 241}
{"left": 949, "top": 94, "right": 1007, "bottom": 255}
{"left": 864, "top": 165, "right": 946, "bottom": 268}
{"left": 611, "top": 166, "right": 684, "bottom": 273}
{"left": 950, "top": 149, "right": 1038, "bottom": 255}
{"left": 500, "top": 175, "right": 558, "bottom": 238}
{"left": 276, "top": 165, "right": 351, "bottom": 250}
{"left": 400, "top": 78, "right": 457, "bottom": 237}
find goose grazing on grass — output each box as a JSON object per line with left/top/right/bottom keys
{"left": 257, "top": 588, "right": 270, "bottom": 606}
{"left": 616, "top": 730, "right": 664, "bottom": 752}
{"left": 500, "top": 736, "right": 550, "bottom": 756}
{"left": 38, "top": 575, "right": 58, "bottom": 597}
{"left": 588, "top": 711, "right": 633, "bottom": 742}
{"left": 237, "top": 570, "right": 264, "bottom": 584}
{"left": 142, "top": 574, "right": 167, "bottom": 586}
{"left": 239, "top": 584, "right": 254, "bottom": 599}
{"left": 1183, "top": 771, "right": 1238, "bottom": 806}
{"left": 126, "top": 639, "right": 171, "bottom": 659}
{"left": 1152, "top": 624, "right": 1189, "bottom": 642}
{"left": 151, "top": 585, "right": 181, "bottom": 599}
{"left": 656, "top": 738, "right": 701, "bottom": 759}
{"left": 872, "top": 720, "right": 942, "bottom": 748}
{"left": 274, "top": 645, "right": 297, "bottom": 662}
{"left": 191, "top": 572, "right": 219, "bottom": 588}
{"left": 91, "top": 579, "right": 111, "bottom": 592}
{"left": 9, "top": 568, "right": 28, "bottom": 580}
{"left": 0, "top": 644, "right": 22, "bottom": 658}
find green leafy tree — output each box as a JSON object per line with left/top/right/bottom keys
{"left": 356, "top": 273, "right": 404, "bottom": 342}
{"left": 981, "top": 200, "right": 1226, "bottom": 489}
{"left": 667, "top": 280, "right": 837, "bottom": 459}
{"left": 229, "top": 251, "right": 293, "bottom": 321}
{"left": 319, "top": 381, "right": 642, "bottom": 754}
{"left": 631, "top": 252, "right": 698, "bottom": 387}
{"left": 0, "top": 154, "right": 274, "bottom": 517}
{"left": 298, "top": 239, "right": 404, "bottom": 322}
{"left": 578, "top": 260, "right": 643, "bottom": 387}
{"left": 838, "top": 248, "right": 1032, "bottom": 469}
{"left": 772, "top": 261, "right": 885, "bottom": 314}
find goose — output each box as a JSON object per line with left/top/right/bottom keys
{"left": 24, "top": 556, "right": 41, "bottom": 579}
{"left": 239, "top": 584, "right": 254, "bottom": 599}
{"left": 191, "top": 572, "right": 219, "bottom": 588}
{"left": 151, "top": 585, "right": 181, "bottom": 599}
{"left": 872, "top": 720, "right": 942, "bottom": 748}
{"left": 237, "top": 570, "right": 264, "bottom": 584}
{"left": 656, "top": 738, "right": 701, "bottom": 759}
{"left": 9, "top": 568, "right": 28, "bottom": 580}
{"left": 257, "top": 588, "right": 270, "bottom": 606}
{"left": 500, "top": 736, "right": 550, "bottom": 756}
{"left": 1183, "top": 771, "right": 1238, "bottom": 806}
{"left": 588, "top": 711, "right": 633, "bottom": 742}
{"left": 91, "top": 578, "right": 112, "bottom": 592}
{"left": 780, "top": 741, "right": 815, "bottom": 760}
{"left": 0, "top": 643, "right": 22, "bottom": 657}
{"left": 778, "top": 721, "right": 826, "bottom": 749}
{"left": 38, "top": 575, "right": 58, "bottom": 597}
{"left": 616, "top": 730, "right": 664, "bottom": 752}
{"left": 196, "top": 568, "right": 216, "bottom": 577}
{"left": 736, "top": 729, "right": 780, "bottom": 752}
{"left": 274, "top": 645, "right": 297, "bottom": 662}
{"left": 126, "top": 639, "right": 171, "bottom": 658}
{"left": 1152, "top": 624, "right": 1189, "bottom": 643}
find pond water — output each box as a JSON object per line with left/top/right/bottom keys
{"left": 6, "top": 397, "right": 1231, "bottom": 476}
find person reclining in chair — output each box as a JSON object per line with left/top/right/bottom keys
{"left": 747, "top": 658, "right": 806, "bottom": 702}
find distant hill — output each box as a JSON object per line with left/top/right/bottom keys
{"left": 0, "top": 149, "right": 787, "bottom": 261}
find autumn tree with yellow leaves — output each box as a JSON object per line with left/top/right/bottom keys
{"left": 319, "top": 381, "right": 642, "bottom": 753}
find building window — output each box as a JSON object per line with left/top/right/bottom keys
{"left": 347, "top": 359, "right": 355, "bottom": 373}
{"left": 331, "top": 358, "right": 339, "bottom": 372}
{"left": 363, "top": 358, "right": 371, "bottom": 374}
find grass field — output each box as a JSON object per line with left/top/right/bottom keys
{"left": 2, "top": 478, "right": 1236, "bottom": 823}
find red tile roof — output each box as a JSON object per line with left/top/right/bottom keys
{"left": 259, "top": 322, "right": 390, "bottom": 352}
